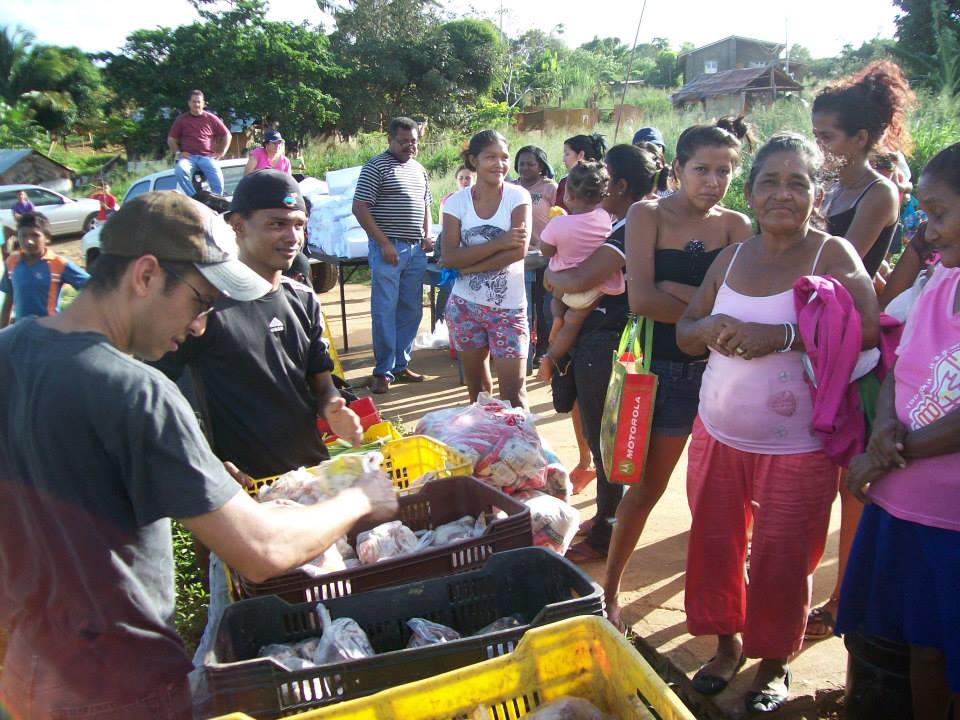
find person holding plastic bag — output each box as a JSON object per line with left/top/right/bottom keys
{"left": 675, "top": 134, "right": 878, "bottom": 714}
{"left": 600, "top": 120, "right": 754, "bottom": 600}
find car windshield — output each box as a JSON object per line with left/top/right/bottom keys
{"left": 155, "top": 176, "right": 179, "bottom": 192}
{"left": 124, "top": 180, "right": 151, "bottom": 203}
{"left": 222, "top": 165, "right": 246, "bottom": 196}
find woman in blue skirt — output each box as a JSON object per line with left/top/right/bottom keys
{"left": 838, "top": 143, "right": 960, "bottom": 720}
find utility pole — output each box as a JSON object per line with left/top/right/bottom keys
{"left": 785, "top": 18, "right": 790, "bottom": 76}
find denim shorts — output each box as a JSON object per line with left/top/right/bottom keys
{"left": 651, "top": 359, "right": 706, "bottom": 437}
{"left": 446, "top": 294, "right": 529, "bottom": 359}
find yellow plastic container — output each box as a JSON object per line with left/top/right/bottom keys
{"left": 361, "top": 421, "right": 402, "bottom": 444}
{"left": 211, "top": 615, "right": 695, "bottom": 720}
{"left": 380, "top": 435, "right": 473, "bottom": 491}
{"left": 242, "top": 436, "right": 472, "bottom": 498}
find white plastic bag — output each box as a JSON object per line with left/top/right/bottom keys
{"left": 514, "top": 490, "right": 580, "bottom": 554}
{"left": 356, "top": 520, "right": 418, "bottom": 564}
{"left": 312, "top": 603, "right": 375, "bottom": 665}
{"left": 406, "top": 618, "right": 461, "bottom": 648}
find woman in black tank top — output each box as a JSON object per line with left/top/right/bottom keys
{"left": 808, "top": 60, "right": 915, "bottom": 641}
{"left": 603, "top": 120, "right": 755, "bottom": 632}
{"left": 812, "top": 61, "right": 914, "bottom": 280}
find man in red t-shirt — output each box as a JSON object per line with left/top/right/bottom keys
{"left": 167, "top": 89, "right": 231, "bottom": 197}
{"left": 88, "top": 182, "right": 118, "bottom": 222}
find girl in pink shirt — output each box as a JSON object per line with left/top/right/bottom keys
{"left": 537, "top": 161, "right": 618, "bottom": 380}
{"left": 838, "top": 143, "right": 960, "bottom": 718}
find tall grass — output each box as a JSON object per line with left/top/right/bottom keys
{"left": 302, "top": 93, "right": 957, "bottom": 222}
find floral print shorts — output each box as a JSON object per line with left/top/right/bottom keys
{"left": 445, "top": 295, "right": 529, "bottom": 359}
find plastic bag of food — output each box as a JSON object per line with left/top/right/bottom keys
{"left": 259, "top": 643, "right": 319, "bottom": 671}
{"left": 300, "top": 542, "right": 347, "bottom": 578}
{"left": 312, "top": 603, "right": 375, "bottom": 665}
{"left": 313, "top": 452, "right": 385, "bottom": 496}
{"left": 293, "top": 637, "right": 321, "bottom": 659}
{"left": 524, "top": 696, "right": 615, "bottom": 720}
{"left": 471, "top": 614, "right": 524, "bottom": 635}
{"left": 415, "top": 394, "right": 549, "bottom": 495}
{"left": 356, "top": 520, "right": 418, "bottom": 564}
{"left": 514, "top": 490, "right": 580, "bottom": 554}
{"left": 335, "top": 535, "right": 357, "bottom": 560}
{"left": 406, "top": 618, "right": 461, "bottom": 648}
{"left": 433, "top": 515, "right": 477, "bottom": 545}
{"left": 258, "top": 452, "right": 387, "bottom": 505}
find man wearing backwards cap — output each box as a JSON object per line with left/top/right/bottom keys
{"left": 155, "top": 169, "right": 359, "bottom": 478}
{"left": 0, "top": 192, "right": 397, "bottom": 718}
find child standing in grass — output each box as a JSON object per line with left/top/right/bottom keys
{"left": 536, "top": 161, "right": 619, "bottom": 381}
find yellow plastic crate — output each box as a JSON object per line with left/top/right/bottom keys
{"left": 241, "top": 436, "right": 471, "bottom": 498}
{"left": 362, "top": 421, "right": 402, "bottom": 444}
{"left": 211, "top": 616, "right": 695, "bottom": 720}
{"left": 380, "top": 435, "right": 472, "bottom": 491}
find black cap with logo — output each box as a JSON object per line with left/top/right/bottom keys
{"left": 228, "top": 169, "right": 306, "bottom": 217}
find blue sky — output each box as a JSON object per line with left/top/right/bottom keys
{"left": 0, "top": 0, "right": 898, "bottom": 59}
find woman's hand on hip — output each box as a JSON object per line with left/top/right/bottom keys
{"left": 715, "top": 321, "right": 783, "bottom": 359}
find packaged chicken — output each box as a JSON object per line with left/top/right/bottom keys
{"left": 432, "top": 515, "right": 478, "bottom": 545}
{"left": 356, "top": 520, "right": 418, "bottom": 564}
{"left": 258, "top": 452, "right": 386, "bottom": 505}
{"left": 312, "top": 603, "right": 375, "bottom": 665}
{"left": 406, "top": 618, "right": 461, "bottom": 648}
{"left": 299, "top": 542, "right": 347, "bottom": 578}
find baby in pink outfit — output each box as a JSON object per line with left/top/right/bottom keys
{"left": 538, "top": 161, "right": 620, "bottom": 380}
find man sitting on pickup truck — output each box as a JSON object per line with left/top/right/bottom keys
{"left": 167, "top": 89, "right": 231, "bottom": 197}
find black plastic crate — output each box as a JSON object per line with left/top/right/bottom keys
{"left": 230, "top": 476, "right": 533, "bottom": 603}
{"left": 206, "top": 547, "right": 603, "bottom": 718}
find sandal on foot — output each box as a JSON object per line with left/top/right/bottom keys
{"left": 804, "top": 605, "right": 836, "bottom": 641}
{"left": 691, "top": 654, "right": 746, "bottom": 696}
{"left": 565, "top": 540, "right": 607, "bottom": 564}
{"left": 745, "top": 669, "right": 791, "bottom": 714}
{"left": 576, "top": 517, "right": 595, "bottom": 537}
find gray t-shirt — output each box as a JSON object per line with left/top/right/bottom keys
{"left": 0, "top": 319, "right": 239, "bottom": 697}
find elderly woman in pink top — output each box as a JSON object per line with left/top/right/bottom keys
{"left": 676, "top": 133, "right": 879, "bottom": 714}
{"left": 838, "top": 143, "right": 960, "bottom": 720}
{"left": 243, "top": 129, "right": 291, "bottom": 175}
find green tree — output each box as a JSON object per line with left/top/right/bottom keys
{"left": 102, "top": 0, "right": 342, "bottom": 156}
{"left": 329, "top": 0, "right": 502, "bottom": 131}
{"left": 893, "top": 0, "right": 960, "bottom": 94}
{"left": 0, "top": 25, "right": 33, "bottom": 105}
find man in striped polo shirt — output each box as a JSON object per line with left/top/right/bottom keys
{"left": 353, "top": 117, "right": 433, "bottom": 394}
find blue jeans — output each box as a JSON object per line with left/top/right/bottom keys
{"left": 369, "top": 239, "right": 428, "bottom": 379}
{"left": 175, "top": 154, "right": 224, "bottom": 196}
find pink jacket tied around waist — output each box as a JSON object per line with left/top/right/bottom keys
{"left": 794, "top": 275, "right": 865, "bottom": 467}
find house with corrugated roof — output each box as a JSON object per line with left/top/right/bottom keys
{"left": 0, "top": 148, "right": 75, "bottom": 194}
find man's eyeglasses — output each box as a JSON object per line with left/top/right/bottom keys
{"left": 160, "top": 263, "right": 216, "bottom": 318}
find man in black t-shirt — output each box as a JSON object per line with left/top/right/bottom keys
{"left": 155, "top": 170, "right": 362, "bottom": 478}
{"left": 0, "top": 192, "right": 397, "bottom": 718}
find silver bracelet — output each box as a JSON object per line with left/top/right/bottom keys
{"left": 776, "top": 322, "right": 794, "bottom": 353}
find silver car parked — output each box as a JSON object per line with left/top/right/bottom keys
{"left": 0, "top": 184, "right": 102, "bottom": 238}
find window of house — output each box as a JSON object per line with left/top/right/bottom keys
{"left": 704, "top": 60, "right": 718, "bottom": 74}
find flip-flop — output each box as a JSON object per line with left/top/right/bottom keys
{"left": 804, "top": 606, "right": 836, "bottom": 641}
{"left": 691, "top": 654, "right": 747, "bottom": 695}
{"left": 745, "top": 668, "right": 791, "bottom": 714}
{"left": 565, "top": 540, "right": 607, "bottom": 564}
